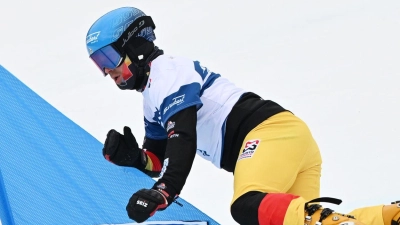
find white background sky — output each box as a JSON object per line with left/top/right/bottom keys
{"left": 1, "top": 1, "right": 400, "bottom": 224}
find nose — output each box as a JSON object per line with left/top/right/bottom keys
{"left": 104, "top": 68, "right": 112, "bottom": 74}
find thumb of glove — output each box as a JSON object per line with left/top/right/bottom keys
{"left": 123, "top": 126, "right": 139, "bottom": 150}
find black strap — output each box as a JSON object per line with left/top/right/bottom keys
{"left": 114, "top": 16, "right": 156, "bottom": 50}
{"left": 319, "top": 208, "right": 334, "bottom": 222}
{"left": 306, "top": 197, "right": 342, "bottom": 206}
{"left": 305, "top": 204, "right": 321, "bottom": 216}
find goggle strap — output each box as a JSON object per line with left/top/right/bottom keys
{"left": 114, "top": 16, "right": 155, "bottom": 50}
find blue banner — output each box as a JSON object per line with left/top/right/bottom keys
{"left": 0, "top": 65, "right": 220, "bottom": 225}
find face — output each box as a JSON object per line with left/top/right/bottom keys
{"left": 104, "top": 57, "right": 135, "bottom": 85}
{"left": 105, "top": 65, "right": 124, "bottom": 85}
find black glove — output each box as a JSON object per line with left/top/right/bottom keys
{"left": 102, "top": 126, "right": 145, "bottom": 167}
{"left": 126, "top": 188, "right": 169, "bottom": 223}
{"left": 126, "top": 181, "right": 180, "bottom": 222}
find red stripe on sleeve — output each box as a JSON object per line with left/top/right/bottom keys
{"left": 146, "top": 151, "right": 162, "bottom": 171}
{"left": 258, "top": 193, "right": 299, "bottom": 225}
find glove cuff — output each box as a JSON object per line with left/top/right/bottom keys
{"left": 135, "top": 151, "right": 163, "bottom": 177}
{"left": 132, "top": 149, "right": 147, "bottom": 169}
{"left": 152, "top": 180, "right": 178, "bottom": 206}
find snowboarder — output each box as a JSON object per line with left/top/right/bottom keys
{"left": 85, "top": 6, "right": 399, "bottom": 225}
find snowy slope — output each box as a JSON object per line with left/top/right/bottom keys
{"left": 1, "top": 0, "right": 400, "bottom": 224}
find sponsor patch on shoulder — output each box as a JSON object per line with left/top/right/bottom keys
{"left": 166, "top": 121, "right": 175, "bottom": 131}
{"left": 238, "top": 139, "right": 260, "bottom": 161}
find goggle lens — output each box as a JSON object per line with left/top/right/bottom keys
{"left": 90, "top": 45, "right": 123, "bottom": 75}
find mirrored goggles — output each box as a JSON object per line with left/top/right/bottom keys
{"left": 90, "top": 44, "right": 124, "bottom": 75}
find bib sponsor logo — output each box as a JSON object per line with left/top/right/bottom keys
{"left": 197, "top": 149, "right": 210, "bottom": 157}
{"left": 238, "top": 139, "right": 260, "bottom": 161}
{"left": 163, "top": 95, "right": 185, "bottom": 115}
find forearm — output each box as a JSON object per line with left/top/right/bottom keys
{"left": 155, "top": 106, "right": 197, "bottom": 195}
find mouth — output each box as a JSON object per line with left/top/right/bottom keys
{"left": 113, "top": 75, "right": 119, "bottom": 82}
{"left": 112, "top": 75, "right": 123, "bottom": 84}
